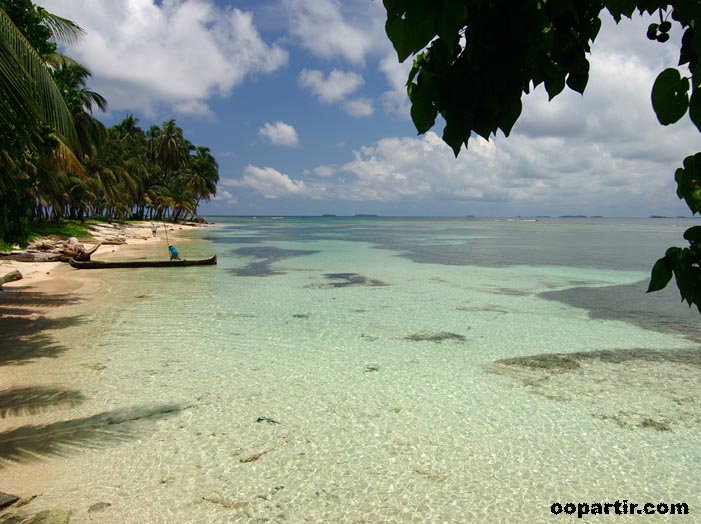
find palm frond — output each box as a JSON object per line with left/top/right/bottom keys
{"left": 0, "top": 7, "right": 77, "bottom": 145}
{"left": 47, "top": 133, "right": 85, "bottom": 175}
{"left": 38, "top": 11, "right": 85, "bottom": 44}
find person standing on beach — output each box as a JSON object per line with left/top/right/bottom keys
{"left": 151, "top": 222, "right": 157, "bottom": 237}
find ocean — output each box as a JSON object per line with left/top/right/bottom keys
{"left": 3, "top": 216, "right": 700, "bottom": 523}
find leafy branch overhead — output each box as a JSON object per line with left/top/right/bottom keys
{"left": 384, "top": 0, "right": 701, "bottom": 312}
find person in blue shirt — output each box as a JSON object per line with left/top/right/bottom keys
{"left": 168, "top": 245, "right": 180, "bottom": 260}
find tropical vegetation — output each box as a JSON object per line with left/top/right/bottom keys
{"left": 0, "top": 0, "right": 218, "bottom": 248}
{"left": 383, "top": 0, "right": 701, "bottom": 312}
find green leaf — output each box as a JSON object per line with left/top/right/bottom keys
{"left": 647, "top": 256, "right": 673, "bottom": 293}
{"left": 411, "top": 99, "right": 437, "bottom": 134}
{"left": 543, "top": 65, "right": 566, "bottom": 100}
{"left": 651, "top": 68, "right": 690, "bottom": 125}
{"left": 409, "top": 74, "right": 438, "bottom": 134}
{"left": 566, "top": 70, "right": 589, "bottom": 94}
{"left": 442, "top": 122, "right": 467, "bottom": 157}
{"left": 386, "top": 17, "right": 411, "bottom": 62}
{"left": 404, "top": 1, "right": 437, "bottom": 57}
{"left": 499, "top": 99, "right": 522, "bottom": 137}
{"left": 689, "top": 89, "right": 701, "bottom": 132}
{"left": 683, "top": 225, "right": 701, "bottom": 241}
{"left": 604, "top": 0, "right": 637, "bottom": 22}
{"left": 675, "top": 153, "right": 701, "bottom": 213}
{"left": 436, "top": 0, "right": 465, "bottom": 54}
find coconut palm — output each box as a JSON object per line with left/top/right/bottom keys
{"left": 149, "top": 119, "right": 190, "bottom": 180}
{"left": 52, "top": 60, "right": 107, "bottom": 155}
{"left": 0, "top": 5, "right": 79, "bottom": 171}
{"left": 186, "top": 146, "right": 219, "bottom": 214}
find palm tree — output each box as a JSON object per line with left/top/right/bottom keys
{"left": 149, "top": 119, "right": 190, "bottom": 181}
{"left": 52, "top": 60, "right": 107, "bottom": 155}
{"left": 0, "top": 5, "right": 79, "bottom": 171}
{"left": 1, "top": 2, "right": 85, "bottom": 244}
{"left": 186, "top": 146, "right": 219, "bottom": 214}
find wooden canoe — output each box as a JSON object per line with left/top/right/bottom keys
{"left": 69, "top": 255, "right": 217, "bottom": 269}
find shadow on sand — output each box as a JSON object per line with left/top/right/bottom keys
{"left": 0, "top": 403, "right": 188, "bottom": 466}
{"left": 0, "top": 387, "right": 86, "bottom": 419}
{"left": 0, "top": 288, "right": 190, "bottom": 468}
{"left": 0, "top": 289, "right": 85, "bottom": 366}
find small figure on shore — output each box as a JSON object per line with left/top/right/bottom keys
{"left": 169, "top": 245, "right": 180, "bottom": 260}
{"left": 150, "top": 222, "right": 157, "bottom": 237}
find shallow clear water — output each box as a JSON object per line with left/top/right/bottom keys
{"left": 3, "top": 217, "right": 700, "bottom": 523}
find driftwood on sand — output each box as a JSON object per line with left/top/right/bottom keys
{"left": 0, "top": 238, "right": 102, "bottom": 263}
{"left": 0, "top": 269, "right": 22, "bottom": 290}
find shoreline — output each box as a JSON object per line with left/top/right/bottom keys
{"left": 0, "top": 221, "right": 211, "bottom": 520}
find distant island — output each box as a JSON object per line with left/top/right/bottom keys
{"left": 354, "top": 214, "right": 379, "bottom": 217}
{"left": 321, "top": 214, "right": 337, "bottom": 217}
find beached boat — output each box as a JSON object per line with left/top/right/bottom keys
{"left": 69, "top": 255, "right": 217, "bottom": 269}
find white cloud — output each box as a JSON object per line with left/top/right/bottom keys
{"left": 313, "top": 165, "right": 337, "bottom": 177}
{"left": 298, "top": 69, "right": 364, "bottom": 103}
{"left": 37, "top": 0, "right": 288, "bottom": 117}
{"left": 233, "top": 165, "right": 308, "bottom": 199}
{"left": 378, "top": 52, "right": 412, "bottom": 118}
{"left": 259, "top": 121, "right": 300, "bottom": 147}
{"left": 281, "top": 0, "right": 386, "bottom": 65}
{"left": 233, "top": 119, "right": 688, "bottom": 215}
{"left": 343, "top": 98, "right": 374, "bottom": 117}
{"left": 211, "top": 189, "right": 238, "bottom": 205}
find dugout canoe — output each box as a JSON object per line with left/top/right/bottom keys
{"left": 69, "top": 255, "right": 217, "bottom": 269}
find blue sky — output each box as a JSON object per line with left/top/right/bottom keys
{"left": 37, "top": 0, "right": 699, "bottom": 217}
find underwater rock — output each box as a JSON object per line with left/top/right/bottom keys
{"left": 21, "top": 509, "right": 71, "bottom": 524}
{"left": 639, "top": 418, "right": 672, "bottom": 432}
{"left": 87, "top": 502, "right": 111, "bottom": 513}
{"left": 414, "top": 467, "right": 448, "bottom": 482}
{"left": 495, "top": 354, "right": 581, "bottom": 372}
{"left": 240, "top": 450, "right": 270, "bottom": 463}
{"left": 200, "top": 496, "right": 249, "bottom": 510}
{"left": 229, "top": 247, "right": 318, "bottom": 277}
{"left": 405, "top": 332, "right": 466, "bottom": 343}
{"left": 0, "top": 492, "right": 18, "bottom": 510}
{"left": 492, "top": 347, "right": 701, "bottom": 372}
{"left": 491, "top": 347, "right": 701, "bottom": 432}
{"left": 308, "top": 273, "right": 389, "bottom": 289}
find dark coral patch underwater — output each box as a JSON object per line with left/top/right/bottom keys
{"left": 306, "top": 273, "right": 389, "bottom": 289}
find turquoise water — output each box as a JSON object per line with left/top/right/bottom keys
{"left": 4, "top": 217, "right": 701, "bottom": 523}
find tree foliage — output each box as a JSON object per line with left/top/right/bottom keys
{"left": 0, "top": 1, "right": 219, "bottom": 247}
{"left": 383, "top": 0, "right": 701, "bottom": 311}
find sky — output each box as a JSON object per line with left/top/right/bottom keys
{"left": 36, "top": 0, "right": 700, "bottom": 217}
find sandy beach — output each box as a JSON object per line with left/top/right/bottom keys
{"left": 0, "top": 221, "right": 207, "bottom": 521}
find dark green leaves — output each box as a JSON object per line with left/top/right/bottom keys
{"left": 651, "top": 68, "right": 690, "bottom": 125}
{"left": 689, "top": 89, "right": 701, "bottom": 132}
{"left": 648, "top": 245, "right": 701, "bottom": 311}
{"left": 647, "top": 254, "right": 674, "bottom": 292}
{"left": 683, "top": 225, "right": 701, "bottom": 241}
{"left": 384, "top": 0, "right": 438, "bottom": 62}
{"left": 675, "top": 152, "right": 701, "bottom": 213}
